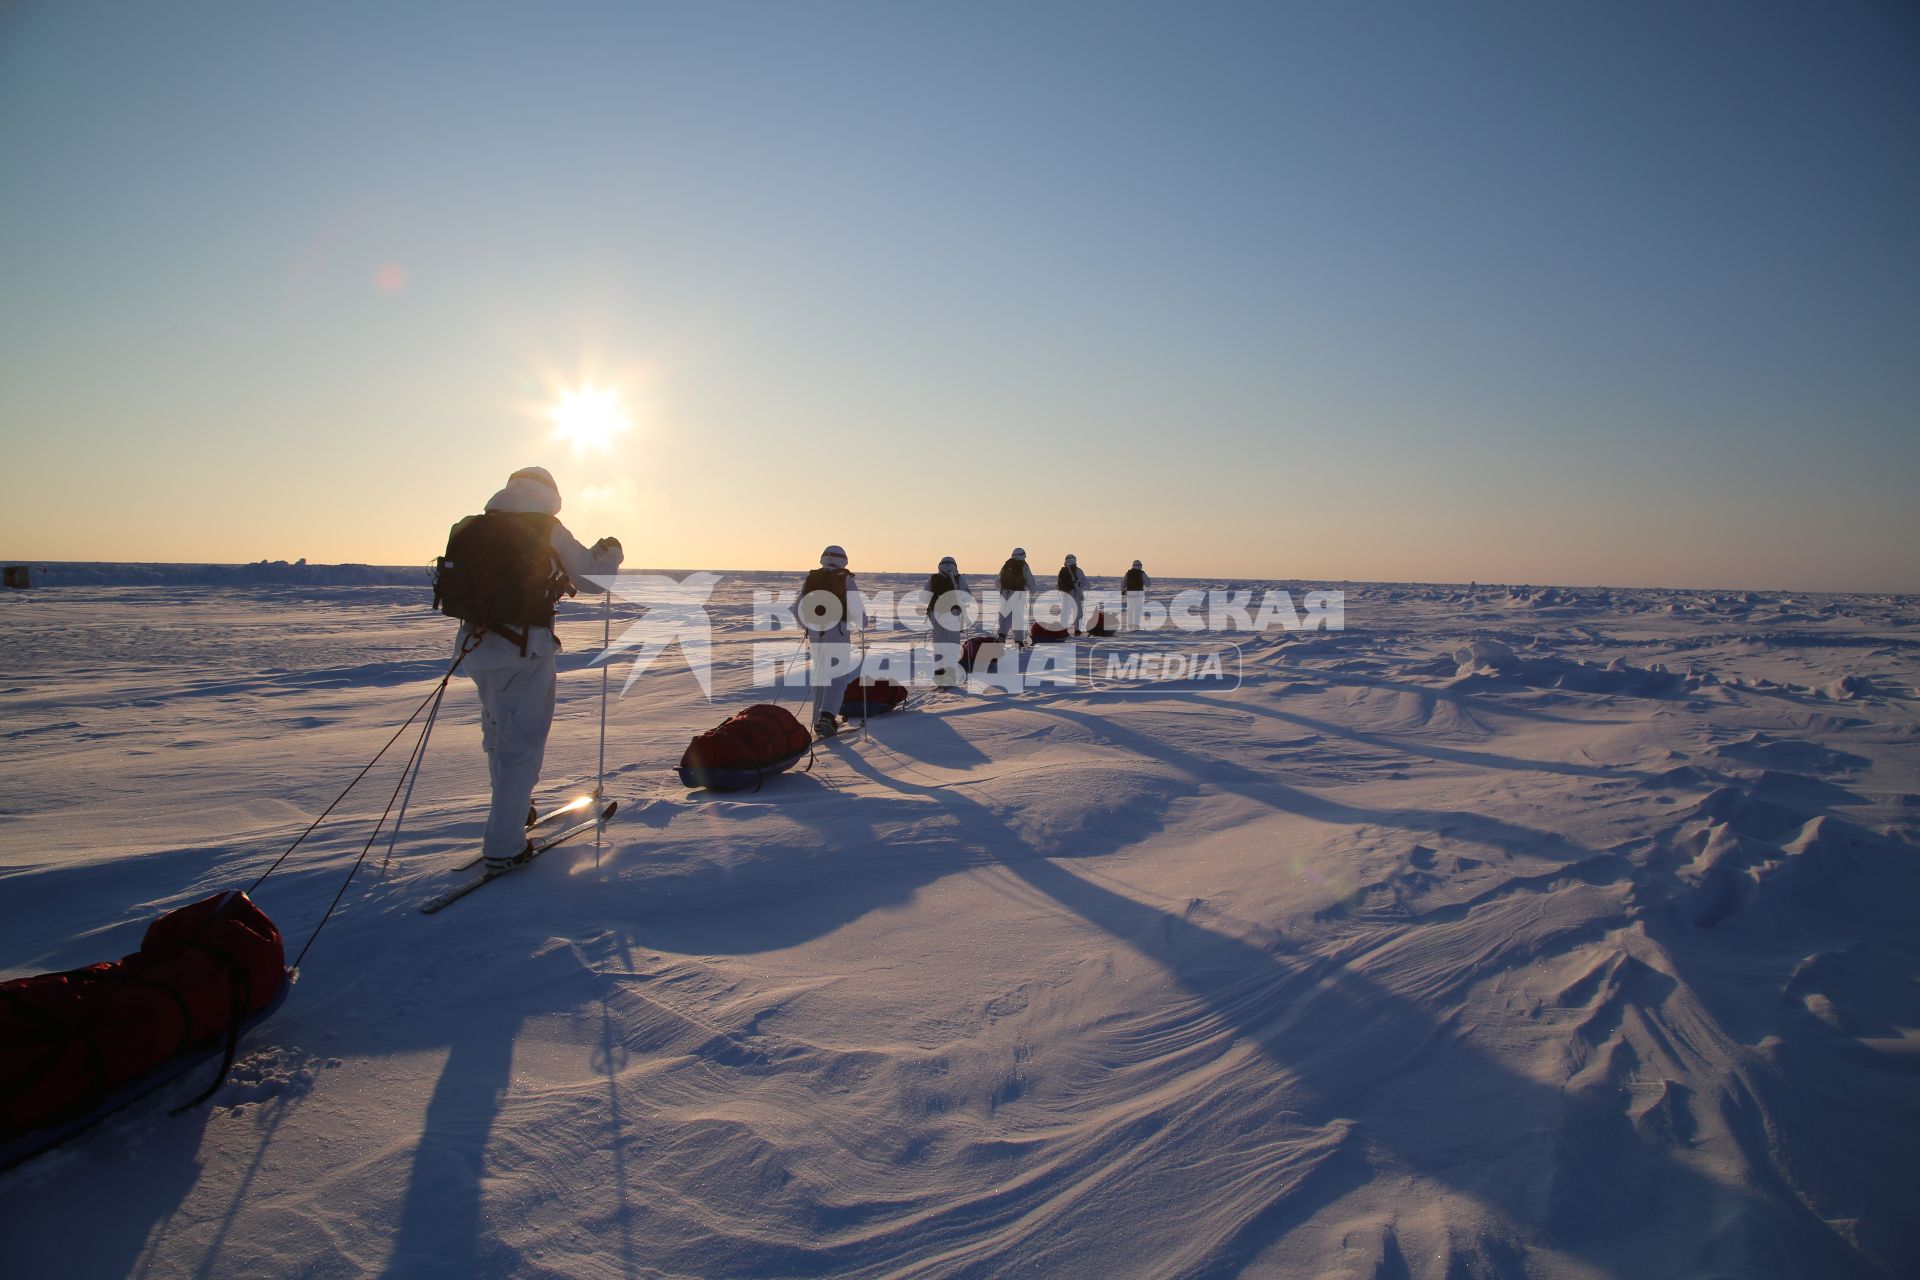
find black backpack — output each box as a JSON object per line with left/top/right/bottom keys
{"left": 998, "top": 558, "right": 1025, "bottom": 592}
{"left": 799, "top": 566, "right": 851, "bottom": 630}
{"left": 433, "top": 511, "right": 574, "bottom": 653}
{"left": 1124, "top": 567, "right": 1146, "bottom": 591}
{"left": 1056, "top": 567, "right": 1075, "bottom": 591}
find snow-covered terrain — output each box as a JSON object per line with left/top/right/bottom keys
{"left": 2, "top": 572, "right": 1916, "bottom": 1278}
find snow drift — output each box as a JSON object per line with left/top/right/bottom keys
{"left": 1, "top": 572, "right": 1915, "bottom": 1278}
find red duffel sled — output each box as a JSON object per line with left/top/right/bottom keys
{"left": 1, "top": 890, "right": 287, "bottom": 1144}
{"left": 840, "top": 678, "right": 909, "bottom": 717}
{"left": 959, "top": 636, "right": 1006, "bottom": 673}
{"left": 1030, "top": 622, "right": 1070, "bottom": 643}
{"left": 677, "top": 703, "right": 814, "bottom": 791}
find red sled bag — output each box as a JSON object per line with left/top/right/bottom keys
{"left": 0, "top": 890, "right": 286, "bottom": 1141}
{"left": 841, "top": 678, "right": 909, "bottom": 716}
{"left": 677, "top": 703, "right": 813, "bottom": 791}
{"left": 1030, "top": 622, "right": 1070, "bottom": 643}
{"left": 959, "top": 636, "right": 1006, "bottom": 673}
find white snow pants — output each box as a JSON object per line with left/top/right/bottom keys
{"left": 471, "top": 656, "right": 557, "bottom": 859}
{"left": 809, "top": 631, "right": 855, "bottom": 723}
{"left": 928, "top": 620, "right": 964, "bottom": 686}
{"left": 997, "top": 591, "right": 1029, "bottom": 641}
{"left": 1067, "top": 588, "right": 1085, "bottom": 632}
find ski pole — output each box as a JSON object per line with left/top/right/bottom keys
{"left": 597, "top": 585, "right": 611, "bottom": 801}
{"left": 381, "top": 680, "right": 445, "bottom": 873}
{"left": 859, "top": 616, "right": 870, "bottom": 741}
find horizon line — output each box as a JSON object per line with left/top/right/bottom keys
{"left": 1, "top": 557, "right": 1911, "bottom": 599}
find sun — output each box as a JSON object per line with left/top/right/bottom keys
{"left": 548, "top": 384, "right": 629, "bottom": 453}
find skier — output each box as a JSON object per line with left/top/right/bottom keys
{"left": 800, "top": 544, "right": 860, "bottom": 736}
{"left": 1123, "top": 559, "right": 1151, "bottom": 631}
{"left": 925, "top": 555, "right": 969, "bottom": 687}
{"left": 444, "top": 467, "right": 623, "bottom": 872}
{"left": 1057, "top": 554, "right": 1089, "bottom": 635}
{"left": 995, "top": 547, "right": 1036, "bottom": 645}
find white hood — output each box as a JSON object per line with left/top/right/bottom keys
{"left": 485, "top": 474, "right": 562, "bottom": 516}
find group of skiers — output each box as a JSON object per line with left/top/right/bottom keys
{"left": 800, "top": 544, "right": 1151, "bottom": 738}
{"left": 441, "top": 468, "right": 1153, "bottom": 869}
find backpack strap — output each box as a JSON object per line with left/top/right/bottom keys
{"left": 470, "top": 622, "right": 532, "bottom": 657}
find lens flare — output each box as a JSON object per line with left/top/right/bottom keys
{"left": 548, "top": 384, "right": 629, "bottom": 453}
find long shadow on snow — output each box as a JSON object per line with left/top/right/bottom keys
{"left": 0, "top": 1092, "right": 214, "bottom": 1277}
{"left": 934, "top": 697, "right": 1595, "bottom": 865}
{"left": 382, "top": 1006, "right": 522, "bottom": 1279}
{"left": 821, "top": 741, "right": 1877, "bottom": 1279}
{"left": 640, "top": 770, "right": 963, "bottom": 956}
{"left": 186, "top": 1082, "right": 307, "bottom": 1280}
{"left": 848, "top": 710, "right": 992, "bottom": 768}
{"left": 1290, "top": 671, "right": 1619, "bottom": 727}
{"left": 1184, "top": 692, "right": 1665, "bottom": 784}
{"left": 0, "top": 844, "right": 239, "bottom": 975}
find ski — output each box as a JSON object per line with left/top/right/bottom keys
{"left": 530, "top": 792, "right": 601, "bottom": 830}
{"left": 455, "top": 793, "right": 604, "bottom": 870}
{"left": 422, "top": 801, "right": 618, "bottom": 914}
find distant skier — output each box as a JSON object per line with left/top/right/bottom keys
{"left": 1123, "top": 559, "right": 1151, "bottom": 631}
{"left": 439, "top": 467, "right": 623, "bottom": 871}
{"left": 925, "top": 555, "right": 969, "bottom": 687}
{"left": 996, "top": 547, "right": 1036, "bottom": 645}
{"left": 800, "top": 545, "right": 860, "bottom": 736}
{"left": 1057, "top": 554, "right": 1089, "bottom": 635}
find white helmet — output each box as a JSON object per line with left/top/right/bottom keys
{"left": 939, "top": 556, "right": 957, "bottom": 572}
{"left": 1011, "top": 547, "right": 1027, "bottom": 560}
{"left": 1064, "top": 554, "right": 1077, "bottom": 567}
{"left": 821, "top": 545, "right": 848, "bottom": 569}
{"left": 1131, "top": 559, "right": 1143, "bottom": 569}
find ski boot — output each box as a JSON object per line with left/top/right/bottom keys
{"left": 486, "top": 841, "right": 534, "bottom": 874}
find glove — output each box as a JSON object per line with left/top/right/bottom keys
{"left": 591, "top": 536, "right": 624, "bottom": 566}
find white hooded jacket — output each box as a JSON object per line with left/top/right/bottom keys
{"left": 456, "top": 472, "right": 624, "bottom": 669}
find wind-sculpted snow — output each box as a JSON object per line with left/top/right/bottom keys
{"left": 1, "top": 576, "right": 1916, "bottom": 1278}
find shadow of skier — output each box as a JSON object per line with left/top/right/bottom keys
{"left": 382, "top": 1010, "right": 520, "bottom": 1278}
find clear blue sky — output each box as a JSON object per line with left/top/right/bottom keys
{"left": 2, "top": 1, "right": 1915, "bottom": 590}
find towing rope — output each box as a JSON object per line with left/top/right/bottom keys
{"left": 288, "top": 674, "right": 450, "bottom": 974}
{"left": 244, "top": 640, "right": 476, "bottom": 898}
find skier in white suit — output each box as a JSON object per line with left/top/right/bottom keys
{"left": 799, "top": 544, "right": 861, "bottom": 736}
{"left": 1056, "top": 553, "right": 1089, "bottom": 635}
{"left": 995, "top": 547, "right": 1037, "bottom": 644}
{"left": 925, "top": 555, "right": 970, "bottom": 686}
{"left": 442, "top": 466, "right": 623, "bottom": 870}
{"left": 1122, "top": 559, "right": 1151, "bottom": 631}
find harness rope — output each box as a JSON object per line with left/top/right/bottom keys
{"left": 246, "top": 639, "right": 478, "bottom": 898}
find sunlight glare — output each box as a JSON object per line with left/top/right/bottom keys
{"left": 548, "top": 384, "right": 630, "bottom": 453}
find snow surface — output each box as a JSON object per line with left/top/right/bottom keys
{"left": 2, "top": 573, "right": 1917, "bottom": 1278}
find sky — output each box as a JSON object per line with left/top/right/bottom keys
{"left": 0, "top": 1, "right": 1915, "bottom": 591}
